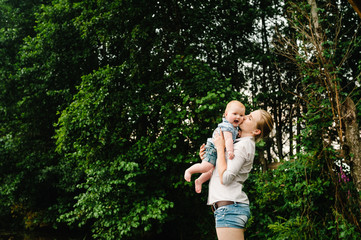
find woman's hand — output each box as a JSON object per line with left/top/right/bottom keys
{"left": 213, "top": 129, "right": 225, "bottom": 149}
{"left": 199, "top": 144, "right": 206, "bottom": 160}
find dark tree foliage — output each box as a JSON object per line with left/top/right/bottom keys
{"left": 0, "top": 0, "right": 360, "bottom": 239}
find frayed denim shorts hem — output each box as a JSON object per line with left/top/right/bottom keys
{"left": 214, "top": 203, "right": 250, "bottom": 229}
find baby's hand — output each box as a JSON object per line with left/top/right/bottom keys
{"left": 228, "top": 151, "right": 234, "bottom": 160}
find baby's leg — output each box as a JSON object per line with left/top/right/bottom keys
{"left": 195, "top": 167, "right": 214, "bottom": 193}
{"left": 184, "top": 161, "right": 214, "bottom": 182}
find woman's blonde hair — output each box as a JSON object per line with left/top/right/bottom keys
{"left": 255, "top": 109, "right": 274, "bottom": 142}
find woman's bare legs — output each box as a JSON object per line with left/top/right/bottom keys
{"left": 216, "top": 228, "right": 245, "bottom": 240}
{"left": 184, "top": 161, "right": 213, "bottom": 182}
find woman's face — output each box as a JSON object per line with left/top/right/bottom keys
{"left": 239, "top": 110, "right": 262, "bottom": 136}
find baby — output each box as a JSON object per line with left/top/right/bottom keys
{"left": 184, "top": 100, "right": 245, "bottom": 193}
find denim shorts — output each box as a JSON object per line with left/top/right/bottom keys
{"left": 204, "top": 142, "right": 217, "bottom": 166}
{"left": 214, "top": 203, "right": 251, "bottom": 229}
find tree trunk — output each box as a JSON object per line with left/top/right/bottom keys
{"left": 259, "top": 148, "right": 267, "bottom": 173}
{"left": 348, "top": 0, "right": 361, "bottom": 18}
{"left": 343, "top": 97, "right": 361, "bottom": 193}
{"left": 296, "top": 103, "right": 301, "bottom": 154}
{"left": 289, "top": 105, "right": 294, "bottom": 157}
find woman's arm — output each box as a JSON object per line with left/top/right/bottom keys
{"left": 223, "top": 131, "right": 234, "bottom": 159}
{"left": 213, "top": 130, "right": 227, "bottom": 184}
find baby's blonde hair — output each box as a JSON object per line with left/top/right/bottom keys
{"left": 255, "top": 109, "right": 274, "bottom": 142}
{"left": 224, "top": 100, "right": 245, "bottom": 114}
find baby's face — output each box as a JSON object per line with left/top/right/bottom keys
{"left": 225, "top": 104, "right": 245, "bottom": 127}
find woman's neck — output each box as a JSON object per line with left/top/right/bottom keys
{"left": 239, "top": 132, "right": 254, "bottom": 138}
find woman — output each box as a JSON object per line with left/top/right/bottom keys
{"left": 200, "top": 109, "right": 273, "bottom": 240}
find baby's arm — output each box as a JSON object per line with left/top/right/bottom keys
{"left": 223, "top": 131, "right": 234, "bottom": 159}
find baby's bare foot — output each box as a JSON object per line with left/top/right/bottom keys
{"left": 195, "top": 179, "right": 202, "bottom": 193}
{"left": 184, "top": 169, "right": 191, "bottom": 182}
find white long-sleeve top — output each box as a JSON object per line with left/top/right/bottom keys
{"left": 207, "top": 136, "right": 255, "bottom": 205}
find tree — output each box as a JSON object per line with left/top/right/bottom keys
{"left": 51, "top": 0, "right": 265, "bottom": 238}
{"left": 0, "top": 0, "right": 97, "bottom": 229}
{"left": 0, "top": 0, "right": 53, "bottom": 228}
{"left": 255, "top": 0, "right": 361, "bottom": 238}
{"left": 2, "top": 0, "right": 359, "bottom": 239}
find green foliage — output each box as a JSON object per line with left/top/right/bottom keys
{"left": 54, "top": 52, "right": 238, "bottom": 238}
{"left": 1, "top": 0, "right": 361, "bottom": 239}
{"left": 246, "top": 148, "right": 361, "bottom": 239}
{"left": 0, "top": 0, "right": 96, "bottom": 229}
{"left": 268, "top": 216, "right": 312, "bottom": 240}
{"left": 59, "top": 153, "right": 174, "bottom": 239}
